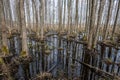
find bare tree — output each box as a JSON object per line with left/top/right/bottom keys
{"left": 103, "top": 0, "right": 112, "bottom": 40}
{"left": 75, "top": 0, "right": 79, "bottom": 33}
{"left": 20, "top": 0, "right": 29, "bottom": 55}
{"left": 0, "top": 0, "right": 9, "bottom": 55}
{"left": 93, "top": 0, "right": 105, "bottom": 48}
{"left": 111, "top": 0, "right": 120, "bottom": 38}
{"left": 87, "top": 0, "right": 95, "bottom": 50}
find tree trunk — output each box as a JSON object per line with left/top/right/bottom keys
{"left": 20, "top": 0, "right": 28, "bottom": 55}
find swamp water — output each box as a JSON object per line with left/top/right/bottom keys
{"left": 1, "top": 33, "right": 120, "bottom": 80}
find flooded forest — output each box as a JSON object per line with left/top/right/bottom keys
{"left": 0, "top": 0, "right": 120, "bottom": 80}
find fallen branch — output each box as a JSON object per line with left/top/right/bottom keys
{"left": 72, "top": 58, "right": 120, "bottom": 80}
{"left": 47, "top": 63, "right": 57, "bottom": 72}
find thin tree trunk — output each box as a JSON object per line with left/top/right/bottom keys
{"left": 20, "top": 0, "right": 29, "bottom": 55}
{"left": 93, "top": 0, "right": 105, "bottom": 48}
{"left": 111, "top": 0, "right": 120, "bottom": 38}
{"left": 103, "top": 0, "right": 112, "bottom": 40}
{"left": 0, "top": 0, "right": 9, "bottom": 55}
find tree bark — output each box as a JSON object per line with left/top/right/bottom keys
{"left": 20, "top": 0, "right": 29, "bottom": 55}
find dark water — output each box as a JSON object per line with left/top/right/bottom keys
{"left": 7, "top": 34, "right": 120, "bottom": 80}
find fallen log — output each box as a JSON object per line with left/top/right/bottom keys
{"left": 72, "top": 58, "right": 120, "bottom": 80}
{"left": 47, "top": 63, "right": 57, "bottom": 72}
